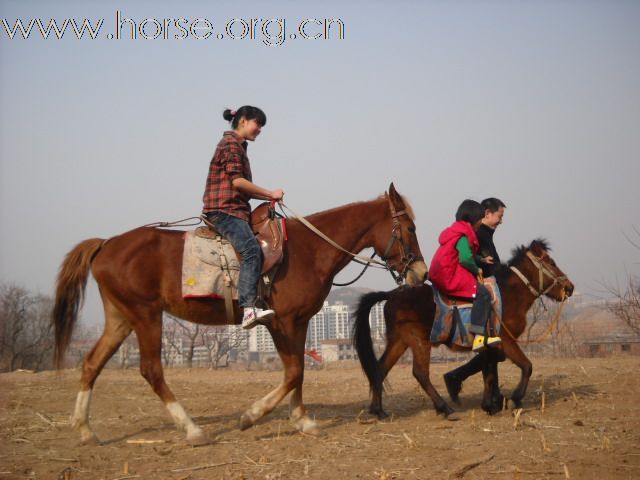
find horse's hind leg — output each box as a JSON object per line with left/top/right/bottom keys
{"left": 71, "top": 297, "right": 132, "bottom": 444}
{"left": 133, "top": 310, "right": 207, "bottom": 445}
{"left": 369, "top": 335, "right": 407, "bottom": 419}
{"left": 405, "top": 328, "right": 456, "bottom": 419}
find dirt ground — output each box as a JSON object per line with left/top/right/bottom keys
{"left": 1, "top": 355, "right": 639, "bottom": 480}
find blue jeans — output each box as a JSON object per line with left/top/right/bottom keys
{"left": 205, "top": 211, "right": 261, "bottom": 308}
{"left": 469, "top": 282, "right": 493, "bottom": 335}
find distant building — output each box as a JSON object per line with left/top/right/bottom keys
{"left": 304, "top": 300, "right": 387, "bottom": 352}
{"left": 320, "top": 338, "right": 358, "bottom": 362}
{"left": 581, "top": 334, "right": 640, "bottom": 357}
{"left": 248, "top": 325, "right": 276, "bottom": 353}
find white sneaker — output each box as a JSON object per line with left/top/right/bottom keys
{"left": 241, "top": 307, "right": 275, "bottom": 330}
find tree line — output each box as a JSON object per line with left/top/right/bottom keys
{"left": 0, "top": 284, "right": 55, "bottom": 372}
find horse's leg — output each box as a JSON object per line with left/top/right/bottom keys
{"left": 239, "top": 317, "right": 320, "bottom": 434}
{"left": 134, "top": 310, "right": 207, "bottom": 445}
{"left": 369, "top": 334, "right": 407, "bottom": 419}
{"left": 71, "top": 297, "right": 132, "bottom": 444}
{"left": 287, "top": 327, "right": 322, "bottom": 435}
{"left": 406, "top": 329, "right": 456, "bottom": 419}
{"left": 480, "top": 351, "right": 503, "bottom": 415}
{"left": 500, "top": 337, "right": 533, "bottom": 408}
{"left": 487, "top": 349, "right": 505, "bottom": 411}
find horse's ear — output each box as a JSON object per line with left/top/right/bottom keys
{"left": 388, "top": 182, "right": 403, "bottom": 205}
{"left": 529, "top": 239, "right": 548, "bottom": 255}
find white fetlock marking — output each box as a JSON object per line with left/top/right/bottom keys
{"left": 166, "top": 401, "right": 201, "bottom": 438}
{"left": 70, "top": 390, "right": 92, "bottom": 429}
{"left": 71, "top": 390, "right": 96, "bottom": 442}
{"left": 296, "top": 416, "right": 318, "bottom": 433}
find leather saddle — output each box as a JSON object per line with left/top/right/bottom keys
{"left": 198, "top": 202, "right": 285, "bottom": 275}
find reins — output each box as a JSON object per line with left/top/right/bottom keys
{"left": 278, "top": 201, "right": 417, "bottom": 286}
{"left": 278, "top": 202, "right": 389, "bottom": 268}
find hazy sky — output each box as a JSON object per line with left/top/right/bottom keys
{"left": 1, "top": 1, "right": 639, "bottom": 324}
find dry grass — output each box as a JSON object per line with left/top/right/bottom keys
{"left": 1, "top": 356, "right": 639, "bottom": 479}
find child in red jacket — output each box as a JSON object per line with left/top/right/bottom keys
{"left": 429, "top": 199, "right": 501, "bottom": 352}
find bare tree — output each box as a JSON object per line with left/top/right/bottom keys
{"left": 161, "top": 318, "right": 180, "bottom": 367}
{"left": 605, "top": 227, "right": 640, "bottom": 334}
{"left": 0, "top": 284, "right": 55, "bottom": 371}
{"left": 605, "top": 276, "right": 640, "bottom": 335}
{"left": 163, "top": 314, "right": 201, "bottom": 368}
{"left": 198, "top": 325, "right": 247, "bottom": 369}
{"left": 116, "top": 334, "right": 139, "bottom": 369}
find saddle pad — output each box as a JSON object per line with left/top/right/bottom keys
{"left": 181, "top": 231, "right": 240, "bottom": 299}
{"left": 430, "top": 276, "right": 503, "bottom": 348}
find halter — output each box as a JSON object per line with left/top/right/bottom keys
{"left": 380, "top": 197, "right": 424, "bottom": 285}
{"left": 500, "top": 250, "right": 570, "bottom": 345}
{"left": 509, "top": 251, "right": 568, "bottom": 298}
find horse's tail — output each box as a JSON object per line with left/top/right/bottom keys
{"left": 353, "top": 290, "right": 391, "bottom": 392}
{"left": 52, "top": 238, "right": 104, "bottom": 369}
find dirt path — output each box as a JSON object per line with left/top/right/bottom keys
{"left": 1, "top": 356, "right": 639, "bottom": 479}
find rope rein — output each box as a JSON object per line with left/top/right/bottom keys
{"left": 143, "top": 217, "right": 203, "bottom": 228}
{"left": 278, "top": 202, "right": 389, "bottom": 268}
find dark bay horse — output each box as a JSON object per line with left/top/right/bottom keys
{"left": 52, "top": 184, "right": 428, "bottom": 445}
{"left": 353, "top": 239, "right": 574, "bottom": 419}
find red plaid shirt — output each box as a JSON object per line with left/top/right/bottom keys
{"left": 202, "top": 131, "right": 253, "bottom": 221}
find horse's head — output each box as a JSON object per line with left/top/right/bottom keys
{"left": 372, "top": 183, "right": 428, "bottom": 286}
{"left": 508, "top": 239, "right": 574, "bottom": 301}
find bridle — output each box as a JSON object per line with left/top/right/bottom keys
{"left": 510, "top": 251, "right": 569, "bottom": 299}
{"left": 499, "top": 249, "right": 570, "bottom": 344}
{"left": 277, "top": 199, "right": 423, "bottom": 286}
{"left": 380, "top": 198, "right": 424, "bottom": 285}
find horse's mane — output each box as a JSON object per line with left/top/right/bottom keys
{"left": 305, "top": 193, "right": 416, "bottom": 221}
{"left": 494, "top": 238, "right": 551, "bottom": 288}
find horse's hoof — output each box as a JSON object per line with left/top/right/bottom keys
{"left": 443, "top": 373, "right": 462, "bottom": 405}
{"left": 370, "top": 408, "right": 389, "bottom": 420}
{"left": 493, "top": 394, "right": 506, "bottom": 409}
{"left": 301, "top": 422, "right": 324, "bottom": 437}
{"left": 186, "top": 428, "right": 209, "bottom": 446}
{"left": 239, "top": 413, "right": 254, "bottom": 431}
{"left": 445, "top": 411, "right": 461, "bottom": 421}
{"left": 79, "top": 433, "right": 100, "bottom": 446}
{"left": 482, "top": 403, "right": 502, "bottom": 416}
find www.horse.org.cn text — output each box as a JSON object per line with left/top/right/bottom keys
{"left": 1, "top": 11, "right": 346, "bottom": 46}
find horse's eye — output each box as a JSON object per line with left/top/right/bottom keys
{"left": 408, "top": 226, "right": 416, "bottom": 234}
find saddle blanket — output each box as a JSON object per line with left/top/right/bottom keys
{"left": 430, "top": 276, "right": 502, "bottom": 348}
{"left": 181, "top": 230, "right": 240, "bottom": 299}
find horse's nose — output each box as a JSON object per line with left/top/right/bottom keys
{"left": 564, "top": 282, "right": 575, "bottom": 297}
{"left": 413, "top": 260, "right": 428, "bottom": 280}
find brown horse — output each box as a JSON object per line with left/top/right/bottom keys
{"left": 52, "top": 183, "right": 428, "bottom": 445}
{"left": 353, "top": 239, "right": 574, "bottom": 419}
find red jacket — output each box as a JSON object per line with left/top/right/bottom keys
{"left": 429, "top": 221, "right": 479, "bottom": 298}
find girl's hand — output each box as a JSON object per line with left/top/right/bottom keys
{"left": 270, "top": 189, "right": 284, "bottom": 201}
{"left": 483, "top": 256, "right": 494, "bottom": 265}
